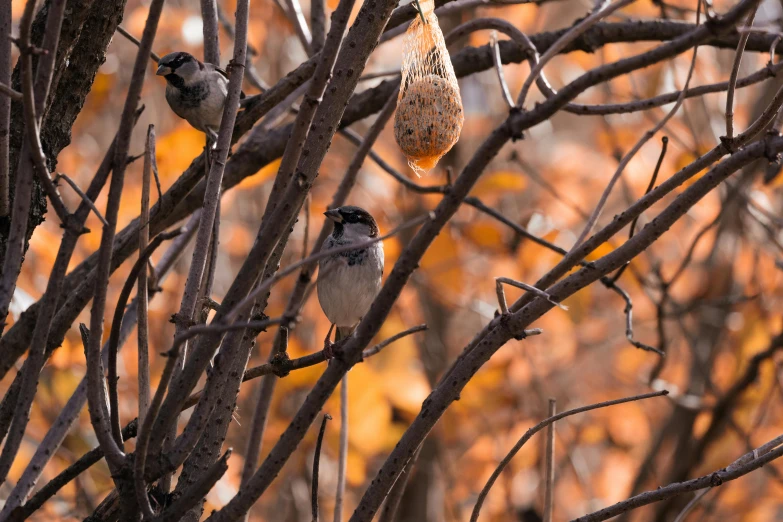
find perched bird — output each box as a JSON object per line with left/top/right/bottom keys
{"left": 317, "top": 206, "right": 384, "bottom": 357}
{"left": 156, "top": 51, "right": 229, "bottom": 141}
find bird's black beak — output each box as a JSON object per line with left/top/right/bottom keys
{"left": 324, "top": 209, "right": 343, "bottom": 223}
{"left": 156, "top": 64, "right": 172, "bottom": 76}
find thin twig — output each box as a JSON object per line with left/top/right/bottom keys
{"left": 496, "top": 277, "right": 568, "bottom": 315}
{"left": 152, "top": 449, "right": 232, "bottom": 522}
{"left": 490, "top": 31, "right": 514, "bottom": 109}
{"left": 609, "top": 136, "right": 668, "bottom": 284}
{"left": 0, "top": 0, "right": 70, "bottom": 485}
{"left": 573, "top": 432, "right": 783, "bottom": 521}
{"left": 138, "top": 125, "right": 155, "bottom": 424}
{"left": 362, "top": 325, "right": 428, "bottom": 358}
{"left": 0, "top": 0, "right": 63, "bottom": 332}
{"left": 517, "top": 0, "right": 636, "bottom": 107}
{"left": 7, "top": 420, "right": 139, "bottom": 522}
{"left": 0, "top": 81, "right": 20, "bottom": 100}
{"left": 0, "top": 213, "right": 197, "bottom": 520}
{"left": 170, "top": 0, "right": 249, "bottom": 381}
{"left": 54, "top": 173, "right": 108, "bottom": 226}
{"left": 283, "top": 0, "right": 313, "bottom": 54}
{"left": 672, "top": 488, "right": 711, "bottom": 522}
{"left": 18, "top": 0, "right": 69, "bottom": 224}
{"left": 334, "top": 375, "right": 348, "bottom": 522}
{"left": 0, "top": 0, "right": 9, "bottom": 216}
{"left": 135, "top": 344, "right": 182, "bottom": 519}
{"left": 471, "top": 391, "right": 669, "bottom": 522}
{"left": 609, "top": 283, "right": 665, "bottom": 356}
{"left": 184, "top": 325, "right": 427, "bottom": 411}
{"left": 107, "top": 230, "right": 181, "bottom": 445}
{"left": 240, "top": 325, "right": 289, "bottom": 494}
{"left": 117, "top": 26, "right": 160, "bottom": 62}
{"left": 302, "top": 194, "right": 311, "bottom": 261}
{"left": 312, "top": 414, "right": 331, "bottom": 521}
{"left": 174, "top": 317, "right": 284, "bottom": 353}
{"left": 543, "top": 398, "right": 556, "bottom": 522}
{"left": 570, "top": 1, "right": 701, "bottom": 250}
{"left": 86, "top": 0, "right": 167, "bottom": 476}
{"left": 726, "top": 6, "right": 758, "bottom": 141}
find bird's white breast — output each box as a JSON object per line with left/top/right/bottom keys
{"left": 317, "top": 240, "right": 383, "bottom": 329}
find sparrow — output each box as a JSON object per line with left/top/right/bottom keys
{"left": 156, "top": 51, "right": 229, "bottom": 142}
{"left": 317, "top": 206, "right": 384, "bottom": 357}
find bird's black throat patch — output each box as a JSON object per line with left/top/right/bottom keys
{"left": 167, "top": 76, "right": 211, "bottom": 109}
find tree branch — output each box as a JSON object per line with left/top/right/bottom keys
{"left": 471, "top": 391, "right": 668, "bottom": 521}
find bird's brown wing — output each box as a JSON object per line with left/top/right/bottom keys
{"left": 208, "top": 64, "right": 246, "bottom": 99}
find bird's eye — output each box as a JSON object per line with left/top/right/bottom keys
{"left": 344, "top": 213, "right": 358, "bottom": 223}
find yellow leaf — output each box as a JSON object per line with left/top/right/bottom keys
{"left": 471, "top": 171, "right": 527, "bottom": 198}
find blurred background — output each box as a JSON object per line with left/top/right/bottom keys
{"left": 5, "top": 0, "right": 783, "bottom": 520}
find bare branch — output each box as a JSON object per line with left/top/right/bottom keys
{"left": 725, "top": 6, "right": 758, "bottom": 141}
{"left": 0, "top": 0, "right": 66, "bottom": 333}
{"left": 54, "top": 173, "right": 108, "bottom": 226}
{"left": 0, "top": 81, "right": 20, "bottom": 101}
{"left": 170, "top": 0, "right": 249, "bottom": 388}
{"left": 361, "top": 325, "right": 428, "bottom": 358}
{"left": 570, "top": 3, "right": 701, "bottom": 250}
{"left": 573, "top": 432, "right": 783, "bottom": 521}
{"left": 152, "top": 450, "right": 232, "bottom": 522}
{"left": 543, "top": 398, "right": 556, "bottom": 522}
{"left": 312, "top": 414, "right": 331, "bottom": 522}
{"left": 378, "top": 444, "right": 423, "bottom": 522}
{"left": 283, "top": 0, "right": 313, "bottom": 54}
{"left": 116, "top": 26, "right": 161, "bottom": 62}
{"left": 7, "top": 420, "right": 139, "bottom": 522}
{"left": 201, "top": 0, "right": 221, "bottom": 65}
{"left": 471, "top": 391, "right": 668, "bottom": 522}
{"left": 108, "top": 229, "right": 182, "bottom": 445}
{"left": 334, "top": 375, "right": 348, "bottom": 522}
{"left": 138, "top": 125, "right": 155, "bottom": 424}
{"left": 185, "top": 324, "right": 427, "bottom": 434}
{"left": 672, "top": 488, "right": 711, "bottom": 522}
{"left": 0, "top": 150, "right": 187, "bottom": 521}
{"left": 311, "top": 0, "right": 326, "bottom": 55}
{"left": 517, "top": 0, "right": 636, "bottom": 107}
{"left": 240, "top": 325, "right": 289, "bottom": 490}
{"left": 135, "top": 344, "right": 182, "bottom": 519}
{"left": 2, "top": 12, "right": 775, "bottom": 381}
{"left": 17, "top": 0, "right": 69, "bottom": 224}
{"left": 609, "top": 136, "right": 669, "bottom": 284}
{"left": 490, "top": 30, "right": 514, "bottom": 109}
{"left": 86, "top": 0, "right": 167, "bottom": 475}
{"left": 0, "top": 0, "right": 12, "bottom": 216}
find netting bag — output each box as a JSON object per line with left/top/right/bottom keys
{"left": 394, "top": 0, "right": 464, "bottom": 176}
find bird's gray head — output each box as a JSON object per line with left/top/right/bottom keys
{"left": 325, "top": 206, "right": 379, "bottom": 241}
{"left": 156, "top": 52, "right": 203, "bottom": 84}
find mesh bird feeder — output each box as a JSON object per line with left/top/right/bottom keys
{"left": 394, "top": 0, "right": 464, "bottom": 176}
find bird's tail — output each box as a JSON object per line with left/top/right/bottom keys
{"left": 335, "top": 326, "right": 354, "bottom": 342}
